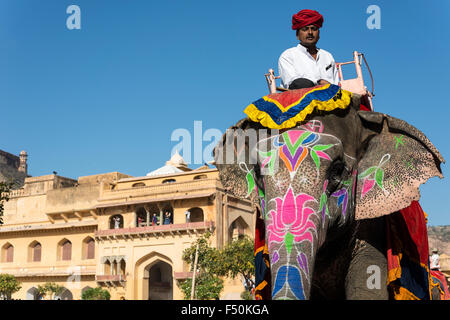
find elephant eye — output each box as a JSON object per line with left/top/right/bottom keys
{"left": 325, "top": 159, "right": 347, "bottom": 195}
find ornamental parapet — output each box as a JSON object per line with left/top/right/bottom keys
{"left": 99, "top": 178, "right": 219, "bottom": 201}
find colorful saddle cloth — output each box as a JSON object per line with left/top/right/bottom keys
{"left": 244, "top": 84, "right": 352, "bottom": 129}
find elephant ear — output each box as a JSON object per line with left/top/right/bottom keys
{"left": 213, "top": 118, "right": 263, "bottom": 202}
{"left": 355, "top": 111, "right": 445, "bottom": 220}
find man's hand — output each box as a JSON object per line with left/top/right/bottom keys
{"left": 317, "top": 79, "right": 330, "bottom": 85}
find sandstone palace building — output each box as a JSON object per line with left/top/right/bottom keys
{"left": 0, "top": 150, "right": 256, "bottom": 300}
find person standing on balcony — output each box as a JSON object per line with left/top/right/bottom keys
{"left": 152, "top": 213, "right": 158, "bottom": 226}
{"left": 113, "top": 216, "right": 121, "bottom": 229}
{"left": 278, "top": 9, "right": 339, "bottom": 90}
{"left": 164, "top": 211, "right": 171, "bottom": 225}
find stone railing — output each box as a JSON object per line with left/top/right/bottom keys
{"left": 95, "top": 221, "right": 214, "bottom": 239}
{"left": 7, "top": 189, "right": 25, "bottom": 198}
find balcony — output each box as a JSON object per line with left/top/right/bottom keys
{"left": 94, "top": 221, "right": 215, "bottom": 240}
{"left": 96, "top": 274, "right": 126, "bottom": 287}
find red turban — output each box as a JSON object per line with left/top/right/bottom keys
{"left": 292, "top": 9, "right": 324, "bottom": 30}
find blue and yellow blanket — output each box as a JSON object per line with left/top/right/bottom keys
{"left": 244, "top": 84, "right": 352, "bottom": 129}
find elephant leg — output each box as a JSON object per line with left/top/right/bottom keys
{"left": 345, "top": 218, "right": 389, "bottom": 300}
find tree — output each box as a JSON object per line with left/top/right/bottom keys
{"left": 178, "top": 273, "right": 223, "bottom": 300}
{"left": 81, "top": 287, "right": 111, "bottom": 300}
{"left": 179, "top": 232, "right": 224, "bottom": 300}
{"left": 179, "top": 232, "right": 256, "bottom": 300}
{"left": 37, "top": 282, "right": 65, "bottom": 300}
{"left": 215, "top": 236, "right": 255, "bottom": 298}
{"left": 0, "top": 274, "right": 21, "bottom": 300}
{"left": 0, "top": 181, "right": 14, "bottom": 225}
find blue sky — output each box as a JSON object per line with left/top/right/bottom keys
{"left": 0, "top": 0, "right": 449, "bottom": 225}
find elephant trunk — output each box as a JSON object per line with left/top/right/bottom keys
{"left": 266, "top": 186, "right": 325, "bottom": 300}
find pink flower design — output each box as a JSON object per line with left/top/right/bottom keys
{"left": 267, "top": 187, "right": 317, "bottom": 253}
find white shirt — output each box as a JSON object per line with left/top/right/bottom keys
{"left": 430, "top": 253, "right": 440, "bottom": 270}
{"left": 278, "top": 44, "right": 339, "bottom": 88}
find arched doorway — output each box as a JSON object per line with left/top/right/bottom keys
{"left": 26, "top": 287, "right": 41, "bottom": 300}
{"left": 134, "top": 252, "right": 173, "bottom": 300}
{"left": 146, "top": 261, "right": 173, "bottom": 300}
{"left": 55, "top": 288, "right": 73, "bottom": 300}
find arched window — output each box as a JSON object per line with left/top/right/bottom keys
{"left": 112, "top": 260, "right": 118, "bottom": 276}
{"left": 33, "top": 243, "right": 42, "bottom": 262}
{"left": 82, "top": 237, "right": 95, "bottom": 260}
{"left": 228, "top": 217, "right": 249, "bottom": 242}
{"left": 120, "top": 259, "right": 126, "bottom": 276}
{"left": 188, "top": 207, "right": 204, "bottom": 223}
{"left": 132, "top": 182, "right": 146, "bottom": 188}
{"left": 2, "top": 243, "right": 14, "bottom": 263}
{"left": 58, "top": 239, "right": 72, "bottom": 261}
{"left": 29, "top": 241, "right": 42, "bottom": 262}
{"left": 110, "top": 215, "right": 124, "bottom": 229}
{"left": 104, "top": 260, "right": 112, "bottom": 275}
{"left": 193, "top": 174, "right": 207, "bottom": 180}
{"left": 162, "top": 179, "right": 176, "bottom": 184}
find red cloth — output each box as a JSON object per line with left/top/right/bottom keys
{"left": 387, "top": 202, "right": 430, "bottom": 274}
{"left": 359, "top": 104, "right": 370, "bottom": 111}
{"left": 292, "top": 9, "right": 324, "bottom": 30}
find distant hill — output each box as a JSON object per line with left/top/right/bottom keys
{"left": 428, "top": 225, "right": 450, "bottom": 256}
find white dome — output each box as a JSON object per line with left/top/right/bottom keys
{"left": 166, "top": 150, "right": 187, "bottom": 167}
{"left": 146, "top": 165, "right": 183, "bottom": 177}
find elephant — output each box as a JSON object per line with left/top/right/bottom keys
{"left": 213, "top": 91, "right": 444, "bottom": 300}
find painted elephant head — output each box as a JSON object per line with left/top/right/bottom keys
{"left": 214, "top": 99, "right": 444, "bottom": 300}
